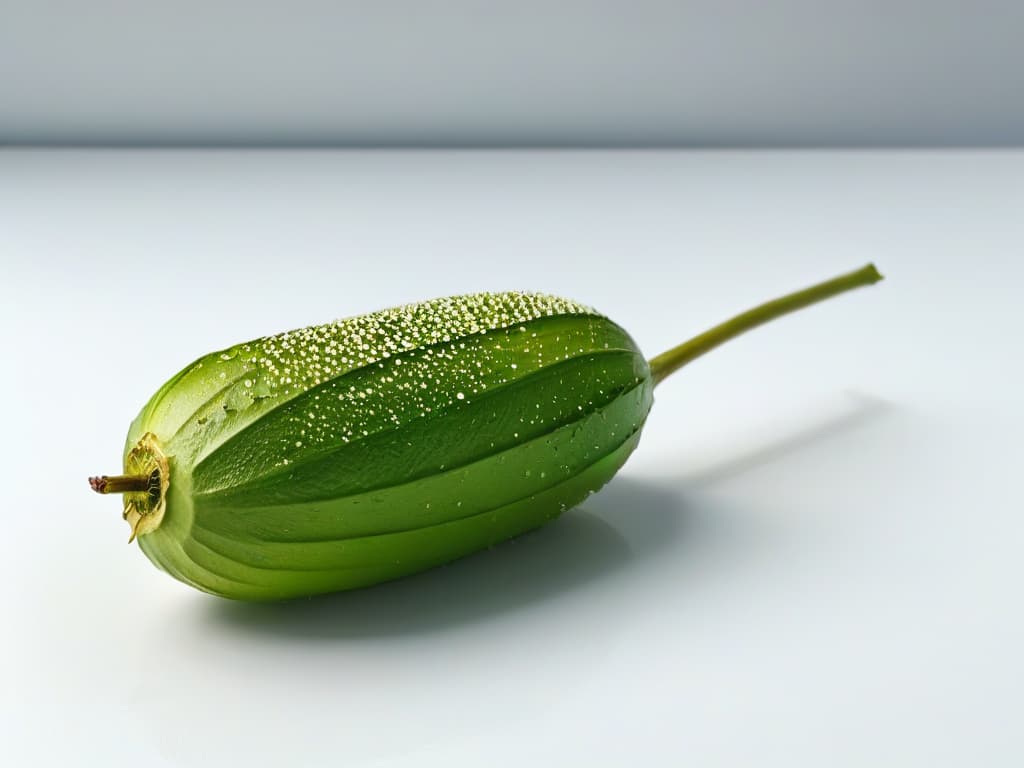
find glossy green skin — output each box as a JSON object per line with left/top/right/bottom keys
{"left": 126, "top": 293, "right": 653, "bottom": 600}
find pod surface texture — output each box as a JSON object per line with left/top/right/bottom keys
{"left": 126, "top": 292, "right": 653, "bottom": 600}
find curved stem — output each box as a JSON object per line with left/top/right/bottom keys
{"left": 649, "top": 263, "right": 883, "bottom": 386}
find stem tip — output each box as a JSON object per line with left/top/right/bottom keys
{"left": 89, "top": 474, "right": 151, "bottom": 495}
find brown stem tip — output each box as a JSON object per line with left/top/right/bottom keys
{"left": 89, "top": 474, "right": 151, "bottom": 494}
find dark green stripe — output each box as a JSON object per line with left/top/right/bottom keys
{"left": 193, "top": 344, "right": 642, "bottom": 505}
{"left": 191, "top": 376, "right": 650, "bottom": 546}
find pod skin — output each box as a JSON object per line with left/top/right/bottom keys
{"left": 91, "top": 266, "right": 883, "bottom": 600}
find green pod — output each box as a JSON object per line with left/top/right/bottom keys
{"left": 91, "top": 265, "right": 883, "bottom": 600}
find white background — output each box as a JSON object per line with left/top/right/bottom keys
{"left": 2, "top": 149, "right": 1022, "bottom": 765}
{"left": 3, "top": 1, "right": 1024, "bottom": 146}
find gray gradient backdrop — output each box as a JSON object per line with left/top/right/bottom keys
{"left": 2, "top": 0, "right": 1024, "bottom": 146}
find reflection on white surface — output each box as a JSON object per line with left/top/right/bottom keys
{"left": 2, "top": 150, "right": 1023, "bottom": 767}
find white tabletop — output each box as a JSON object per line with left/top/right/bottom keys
{"left": 2, "top": 150, "right": 1022, "bottom": 766}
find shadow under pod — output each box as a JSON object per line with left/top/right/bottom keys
{"left": 199, "top": 389, "right": 894, "bottom": 639}
{"left": 200, "top": 477, "right": 683, "bottom": 639}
